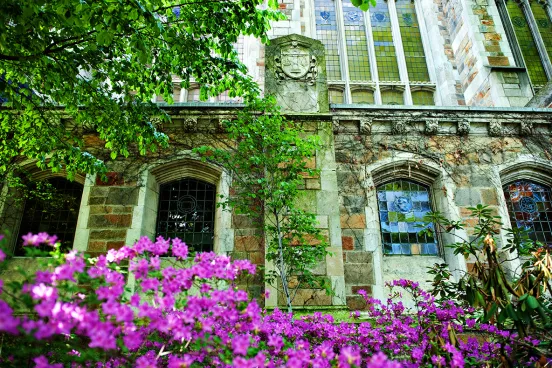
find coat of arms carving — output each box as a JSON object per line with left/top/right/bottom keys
{"left": 274, "top": 42, "right": 317, "bottom": 85}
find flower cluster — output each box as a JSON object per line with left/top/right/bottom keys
{"left": 0, "top": 234, "right": 536, "bottom": 367}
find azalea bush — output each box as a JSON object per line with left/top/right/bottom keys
{"left": 0, "top": 233, "right": 542, "bottom": 367}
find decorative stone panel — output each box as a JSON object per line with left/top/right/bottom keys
{"left": 265, "top": 34, "right": 329, "bottom": 113}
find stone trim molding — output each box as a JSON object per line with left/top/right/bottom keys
{"left": 370, "top": 159, "right": 442, "bottom": 187}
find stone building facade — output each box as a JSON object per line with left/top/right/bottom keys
{"left": 3, "top": 0, "right": 552, "bottom": 310}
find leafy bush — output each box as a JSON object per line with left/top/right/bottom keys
{"left": 427, "top": 205, "right": 552, "bottom": 364}
{"left": 0, "top": 233, "right": 543, "bottom": 367}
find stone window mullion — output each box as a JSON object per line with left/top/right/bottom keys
{"left": 336, "top": 0, "right": 353, "bottom": 103}
{"left": 387, "top": 0, "right": 413, "bottom": 104}
{"left": 364, "top": 7, "right": 382, "bottom": 104}
{"left": 520, "top": 0, "right": 552, "bottom": 78}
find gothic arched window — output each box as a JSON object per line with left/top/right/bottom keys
{"left": 16, "top": 177, "right": 83, "bottom": 256}
{"left": 314, "top": 0, "right": 434, "bottom": 105}
{"left": 155, "top": 178, "right": 216, "bottom": 252}
{"left": 503, "top": 180, "right": 552, "bottom": 244}
{"left": 376, "top": 179, "right": 438, "bottom": 255}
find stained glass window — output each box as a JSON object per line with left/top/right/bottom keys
{"left": 377, "top": 180, "right": 438, "bottom": 255}
{"left": 505, "top": 0, "right": 548, "bottom": 86}
{"left": 381, "top": 89, "right": 404, "bottom": 105}
{"left": 16, "top": 178, "right": 83, "bottom": 256}
{"left": 396, "top": 0, "right": 430, "bottom": 82}
{"left": 412, "top": 90, "right": 435, "bottom": 105}
{"left": 503, "top": 180, "right": 552, "bottom": 244}
{"left": 344, "top": 0, "right": 372, "bottom": 81}
{"left": 314, "top": 0, "right": 434, "bottom": 105}
{"left": 351, "top": 89, "right": 375, "bottom": 103}
{"left": 329, "top": 88, "right": 345, "bottom": 103}
{"left": 315, "top": 0, "right": 342, "bottom": 80}
{"left": 370, "top": 1, "right": 400, "bottom": 81}
{"left": 156, "top": 178, "right": 216, "bottom": 252}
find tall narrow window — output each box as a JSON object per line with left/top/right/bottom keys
{"left": 156, "top": 178, "right": 216, "bottom": 252}
{"left": 503, "top": 180, "right": 552, "bottom": 244}
{"left": 377, "top": 180, "right": 438, "bottom": 255}
{"left": 314, "top": 0, "right": 434, "bottom": 105}
{"left": 499, "top": 0, "right": 552, "bottom": 88}
{"left": 16, "top": 178, "right": 83, "bottom": 255}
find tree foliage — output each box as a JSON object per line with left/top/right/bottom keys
{"left": 0, "top": 0, "right": 282, "bottom": 180}
{"left": 195, "top": 97, "right": 329, "bottom": 312}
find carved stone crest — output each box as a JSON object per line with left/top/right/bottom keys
{"left": 275, "top": 41, "right": 317, "bottom": 85}
{"left": 359, "top": 118, "right": 372, "bottom": 135}
{"left": 488, "top": 119, "right": 503, "bottom": 137}
{"left": 457, "top": 120, "right": 470, "bottom": 135}
{"left": 424, "top": 120, "right": 438, "bottom": 135}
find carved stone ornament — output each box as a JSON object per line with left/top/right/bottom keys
{"left": 392, "top": 120, "right": 407, "bottom": 135}
{"left": 183, "top": 117, "right": 198, "bottom": 132}
{"left": 457, "top": 120, "right": 470, "bottom": 135}
{"left": 359, "top": 118, "right": 372, "bottom": 135}
{"left": 424, "top": 120, "right": 438, "bottom": 135}
{"left": 488, "top": 119, "right": 503, "bottom": 137}
{"left": 274, "top": 41, "right": 318, "bottom": 85}
{"left": 520, "top": 121, "right": 533, "bottom": 136}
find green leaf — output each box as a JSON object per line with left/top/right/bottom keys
{"left": 526, "top": 295, "right": 540, "bottom": 310}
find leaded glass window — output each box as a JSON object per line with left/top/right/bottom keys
{"left": 377, "top": 180, "right": 439, "bottom": 255}
{"left": 499, "top": 0, "right": 552, "bottom": 89}
{"left": 503, "top": 180, "right": 552, "bottom": 244}
{"left": 16, "top": 178, "right": 83, "bottom": 256}
{"left": 314, "top": 0, "right": 435, "bottom": 105}
{"left": 156, "top": 178, "right": 216, "bottom": 252}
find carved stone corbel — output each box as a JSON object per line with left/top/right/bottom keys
{"left": 520, "top": 121, "right": 533, "bottom": 136}
{"left": 488, "top": 119, "right": 503, "bottom": 137}
{"left": 392, "top": 119, "right": 407, "bottom": 135}
{"left": 424, "top": 120, "right": 438, "bottom": 135}
{"left": 332, "top": 120, "right": 340, "bottom": 134}
{"left": 457, "top": 120, "right": 470, "bottom": 135}
{"left": 183, "top": 117, "right": 198, "bottom": 132}
{"left": 359, "top": 118, "right": 372, "bottom": 135}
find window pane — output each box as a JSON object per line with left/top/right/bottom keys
{"left": 351, "top": 89, "right": 375, "bottom": 103}
{"left": 503, "top": 180, "right": 552, "bottom": 245}
{"left": 187, "top": 88, "right": 201, "bottom": 102}
{"left": 396, "top": 0, "right": 430, "bottom": 82}
{"left": 507, "top": 1, "right": 548, "bottom": 86}
{"left": 16, "top": 178, "right": 83, "bottom": 256}
{"left": 377, "top": 180, "right": 438, "bottom": 255}
{"left": 411, "top": 90, "right": 434, "bottom": 105}
{"left": 156, "top": 179, "right": 216, "bottom": 253}
{"left": 315, "top": 0, "right": 343, "bottom": 80}
{"left": 329, "top": 88, "right": 345, "bottom": 103}
{"left": 343, "top": 0, "right": 372, "bottom": 81}
{"left": 370, "top": 0, "right": 400, "bottom": 81}
{"left": 381, "top": 89, "right": 404, "bottom": 104}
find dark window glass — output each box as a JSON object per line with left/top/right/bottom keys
{"left": 503, "top": 180, "right": 552, "bottom": 244}
{"left": 156, "top": 178, "right": 216, "bottom": 252}
{"left": 377, "top": 179, "right": 438, "bottom": 255}
{"left": 16, "top": 178, "right": 83, "bottom": 255}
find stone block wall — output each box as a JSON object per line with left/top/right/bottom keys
{"left": 86, "top": 174, "right": 139, "bottom": 255}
